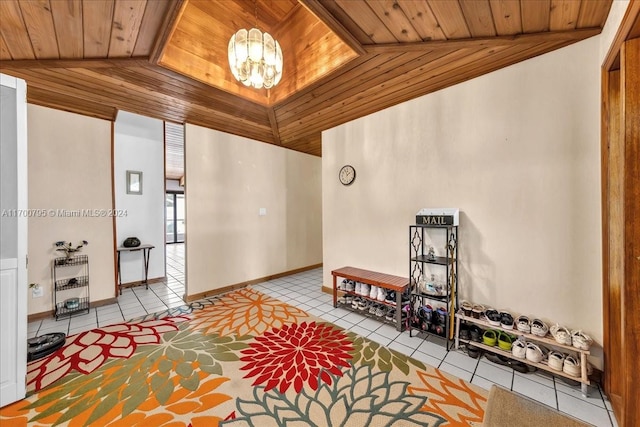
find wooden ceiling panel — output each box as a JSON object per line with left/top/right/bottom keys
{"left": 395, "top": 0, "right": 446, "bottom": 41}
{"left": 0, "top": 1, "right": 36, "bottom": 60}
{"left": 132, "top": 0, "right": 172, "bottom": 56}
{"left": 0, "top": 35, "right": 11, "bottom": 60}
{"left": 521, "top": 0, "right": 551, "bottom": 33}
{"left": 51, "top": 0, "right": 84, "bottom": 58}
{"left": 366, "top": 0, "right": 422, "bottom": 42}
{"left": 490, "top": 0, "right": 523, "bottom": 35}
{"left": 549, "top": 0, "right": 582, "bottom": 31}
{"left": 82, "top": 0, "right": 114, "bottom": 58}
{"left": 577, "top": 0, "right": 613, "bottom": 28}
{"left": 334, "top": 0, "right": 397, "bottom": 43}
{"left": 108, "top": 0, "right": 147, "bottom": 57}
{"left": 27, "top": 85, "right": 117, "bottom": 121}
{"left": 459, "top": 0, "right": 497, "bottom": 38}
{"left": 19, "top": 0, "right": 59, "bottom": 59}
{"left": 0, "top": 0, "right": 613, "bottom": 157}
{"left": 427, "top": 0, "right": 472, "bottom": 39}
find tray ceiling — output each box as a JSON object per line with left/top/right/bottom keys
{"left": 0, "top": 0, "right": 613, "bottom": 157}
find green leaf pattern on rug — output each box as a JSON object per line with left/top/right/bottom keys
{"left": 225, "top": 364, "right": 447, "bottom": 426}
{"left": 345, "top": 331, "right": 426, "bottom": 375}
{"left": 26, "top": 322, "right": 251, "bottom": 424}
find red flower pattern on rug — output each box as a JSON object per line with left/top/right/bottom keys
{"left": 240, "top": 321, "right": 353, "bottom": 393}
{"left": 27, "top": 317, "right": 188, "bottom": 392}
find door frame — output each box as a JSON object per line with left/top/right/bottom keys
{"left": 0, "top": 73, "right": 28, "bottom": 407}
{"left": 600, "top": 2, "right": 640, "bottom": 425}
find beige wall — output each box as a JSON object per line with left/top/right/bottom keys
{"left": 184, "top": 125, "right": 322, "bottom": 296}
{"left": 323, "top": 36, "right": 603, "bottom": 365}
{"left": 27, "top": 105, "right": 115, "bottom": 314}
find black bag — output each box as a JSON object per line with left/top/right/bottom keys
{"left": 123, "top": 237, "right": 141, "bottom": 248}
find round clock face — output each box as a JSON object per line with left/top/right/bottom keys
{"left": 339, "top": 165, "right": 356, "bottom": 186}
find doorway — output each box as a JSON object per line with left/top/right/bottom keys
{"left": 165, "top": 193, "right": 184, "bottom": 244}
{"left": 164, "top": 121, "right": 185, "bottom": 296}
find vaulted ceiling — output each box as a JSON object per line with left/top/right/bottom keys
{"left": 0, "top": 0, "right": 613, "bottom": 157}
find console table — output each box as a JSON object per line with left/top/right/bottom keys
{"left": 116, "top": 244, "right": 154, "bottom": 295}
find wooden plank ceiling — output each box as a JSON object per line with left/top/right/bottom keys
{"left": 0, "top": 0, "right": 613, "bottom": 158}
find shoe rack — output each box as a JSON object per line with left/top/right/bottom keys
{"left": 331, "top": 266, "right": 409, "bottom": 332}
{"left": 454, "top": 313, "right": 592, "bottom": 397}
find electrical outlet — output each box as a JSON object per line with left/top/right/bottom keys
{"left": 259, "top": 208, "right": 267, "bottom": 216}
{"left": 32, "top": 286, "right": 43, "bottom": 298}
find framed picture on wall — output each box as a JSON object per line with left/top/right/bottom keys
{"left": 126, "top": 170, "right": 143, "bottom": 195}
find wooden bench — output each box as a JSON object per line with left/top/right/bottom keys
{"left": 331, "top": 266, "right": 409, "bottom": 331}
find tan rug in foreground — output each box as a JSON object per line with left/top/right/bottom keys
{"left": 1, "top": 288, "right": 487, "bottom": 426}
{"left": 482, "top": 385, "right": 591, "bottom": 427}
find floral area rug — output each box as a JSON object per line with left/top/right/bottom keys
{"left": 1, "top": 288, "right": 487, "bottom": 426}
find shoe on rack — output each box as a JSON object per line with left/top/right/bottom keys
{"left": 385, "top": 291, "right": 396, "bottom": 304}
{"left": 517, "top": 315, "right": 531, "bottom": 333}
{"left": 466, "top": 344, "right": 481, "bottom": 359}
{"left": 360, "top": 283, "right": 370, "bottom": 296}
{"left": 484, "top": 309, "right": 501, "bottom": 326}
{"left": 401, "top": 292, "right": 410, "bottom": 305}
{"left": 358, "top": 299, "right": 369, "bottom": 311}
{"left": 470, "top": 325, "right": 484, "bottom": 342}
{"left": 369, "top": 285, "right": 378, "bottom": 299}
{"left": 500, "top": 311, "right": 514, "bottom": 329}
{"left": 338, "top": 279, "right": 347, "bottom": 291}
{"left": 459, "top": 325, "right": 471, "bottom": 341}
{"left": 385, "top": 308, "right": 396, "bottom": 322}
{"left": 485, "top": 352, "right": 510, "bottom": 366}
{"left": 375, "top": 306, "right": 385, "bottom": 317}
{"left": 346, "top": 280, "right": 356, "bottom": 292}
{"left": 376, "top": 287, "right": 387, "bottom": 301}
{"left": 369, "top": 303, "right": 378, "bottom": 315}
{"left": 351, "top": 297, "right": 360, "bottom": 310}
{"left": 355, "top": 282, "right": 362, "bottom": 295}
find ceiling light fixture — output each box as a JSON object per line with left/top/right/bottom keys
{"left": 228, "top": 1, "right": 283, "bottom": 89}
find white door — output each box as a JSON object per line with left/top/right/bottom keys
{"left": 0, "top": 74, "right": 28, "bottom": 407}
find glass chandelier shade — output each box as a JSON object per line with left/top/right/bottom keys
{"left": 228, "top": 28, "right": 283, "bottom": 89}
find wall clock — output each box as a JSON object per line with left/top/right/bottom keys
{"left": 339, "top": 165, "right": 356, "bottom": 186}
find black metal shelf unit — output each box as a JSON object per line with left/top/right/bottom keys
{"left": 409, "top": 224, "right": 458, "bottom": 347}
{"left": 52, "top": 254, "right": 90, "bottom": 319}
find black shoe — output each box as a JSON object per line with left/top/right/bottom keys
{"left": 508, "top": 359, "right": 530, "bottom": 374}
{"left": 466, "top": 344, "right": 481, "bottom": 359}
{"left": 459, "top": 327, "right": 471, "bottom": 341}
{"left": 485, "top": 352, "right": 510, "bottom": 366}
{"left": 470, "top": 325, "right": 483, "bottom": 342}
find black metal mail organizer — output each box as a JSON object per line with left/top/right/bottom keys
{"left": 52, "top": 255, "right": 90, "bottom": 319}
{"left": 408, "top": 224, "right": 458, "bottom": 349}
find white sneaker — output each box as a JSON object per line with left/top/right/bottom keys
{"left": 376, "top": 287, "right": 386, "bottom": 301}
{"left": 385, "top": 308, "right": 395, "bottom": 322}
{"left": 369, "top": 303, "right": 377, "bottom": 315}
{"left": 351, "top": 297, "right": 360, "bottom": 310}
{"left": 339, "top": 279, "right": 347, "bottom": 290}
{"left": 355, "top": 281, "right": 362, "bottom": 295}
{"left": 360, "top": 283, "right": 370, "bottom": 296}
{"left": 346, "top": 280, "right": 356, "bottom": 292}
{"left": 369, "top": 285, "right": 378, "bottom": 299}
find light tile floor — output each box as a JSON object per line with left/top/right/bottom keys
{"left": 28, "top": 253, "right": 617, "bottom": 427}
{"left": 29, "top": 244, "right": 186, "bottom": 338}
